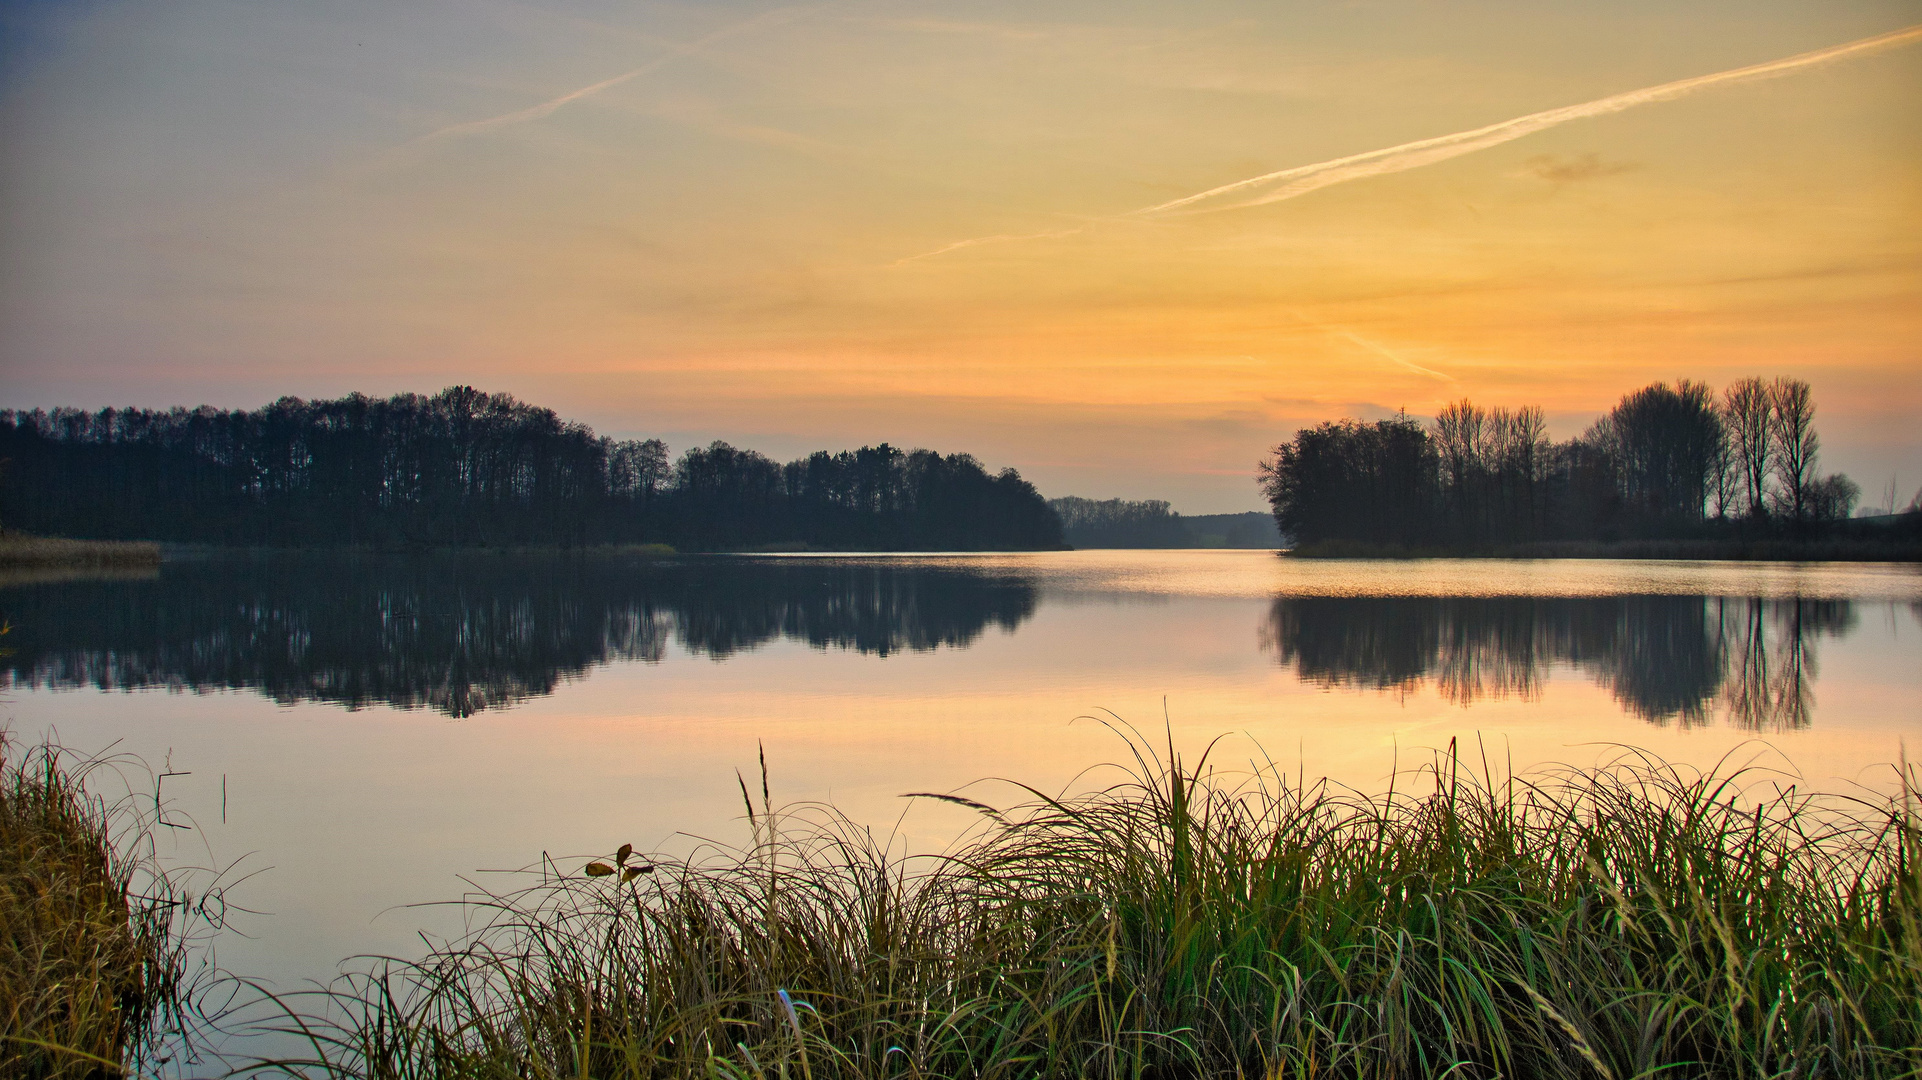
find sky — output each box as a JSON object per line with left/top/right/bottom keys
{"left": 1, "top": 0, "right": 1917, "bottom": 513}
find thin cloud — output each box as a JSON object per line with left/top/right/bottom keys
{"left": 1137, "top": 23, "right": 1922, "bottom": 215}
{"left": 893, "top": 229, "right": 1084, "bottom": 265}
{"left": 416, "top": 3, "right": 827, "bottom": 142}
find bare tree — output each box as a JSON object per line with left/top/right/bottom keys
{"left": 1722, "top": 378, "right": 1772, "bottom": 519}
{"left": 1768, "top": 378, "right": 1818, "bottom": 522}
{"left": 1433, "top": 401, "right": 1484, "bottom": 492}
{"left": 1707, "top": 429, "right": 1737, "bottom": 519}
{"left": 1491, "top": 405, "right": 1548, "bottom": 537}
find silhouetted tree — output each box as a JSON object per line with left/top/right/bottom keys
{"left": 607, "top": 438, "right": 669, "bottom": 501}
{"left": 1706, "top": 428, "right": 1738, "bottom": 520}
{"left": 1432, "top": 401, "right": 1549, "bottom": 544}
{"left": 1258, "top": 415, "right": 1438, "bottom": 547}
{"left": 1722, "top": 377, "right": 1774, "bottom": 520}
{"left": 1768, "top": 377, "right": 1819, "bottom": 523}
{"left": 1582, "top": 380, "right": 1723, "bottom": 525}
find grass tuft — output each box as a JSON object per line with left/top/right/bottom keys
{"left": 0, "top": 731, "right": 197, "bottom": 1078}
{"left": 245, "top": 734, "right": 1922, "bottom": 1079}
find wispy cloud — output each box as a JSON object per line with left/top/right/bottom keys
{"left": 1137, "top": 23, "right": 1922, "bottom": 215}
{"left": 841, "top": 16, "right": 1056, "bottom": 42}
{"left": 416, "top": 3, "right": 827, "bottom": 142}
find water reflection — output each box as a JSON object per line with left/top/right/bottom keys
{"left": 0, "top": 555, "right": 1039, "bottom": 717}
{"left": 1261, "top": 595, "right": 1856, "bottom": 729}
{"left": 0, "top": 552, "right": 1881, "bottom": 732}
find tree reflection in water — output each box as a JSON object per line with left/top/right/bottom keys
{"left": 0, "top": 555, "right": 1039, "bottom": 717}
{"left": 1261, "top": 595, "right": 1856, "bottom": 729}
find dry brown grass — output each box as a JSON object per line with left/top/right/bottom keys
{"left": 1, "top": 733, "right": 188, "bottom": 1078}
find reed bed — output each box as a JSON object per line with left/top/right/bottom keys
{"left": 0, "top": 733, "right": 193, "bottom": 1078}
{"left": 250, "top": 737, "right": 1922, "bottom": 1079}
{"left": 0, "top": 533, "right": 162, "bottom": 570}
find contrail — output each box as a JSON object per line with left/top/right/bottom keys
{"left": 423, "top": 68, "right": 655, "bottom": 140}
{"left": 1138, "top": 23, "right": 1922, "bottom": 216}
{"left": 418, "top": 4, "right": 825, "bottom": 142}
{"left": 1288, "top": 309, "right": 1456, "bottom": 382}
{"left": 894, "top": 23, "right": 1921, "bottom": 265}
{"left": 1332, "top": 330, "right": 1453, "bottom": 382}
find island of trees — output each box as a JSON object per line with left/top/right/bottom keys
{"left": 1259, "top": 377, "right": 1914, "bottom": 554}
{"left": 0, "top": 387, "right": 1064, "bottom": 551}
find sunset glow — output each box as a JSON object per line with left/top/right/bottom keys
{"left": 2, "top": 1, "right": 1917, "bottom": 510}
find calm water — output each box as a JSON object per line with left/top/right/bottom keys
{"left": 4, "top": 550, "right": 1921, "bottom": 1032}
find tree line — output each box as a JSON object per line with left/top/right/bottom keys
{"left": 1047, "top": 497, "right": 1192, "bottom": 548}
{"left": 1046, "top": 497, "right": 1280, "bottom": 548}
{"left": 1258, "top": 377, "right": 1871, "bottom": 549}
{"left": 0, "top": 387, "right": 1064, "bottom": 550}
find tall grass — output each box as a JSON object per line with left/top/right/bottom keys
{"left": 0, "top": 732, "right": 195, "bottom": 1078}
{"left": 250, "top": 735, "right": 1922, "bottom": 1079}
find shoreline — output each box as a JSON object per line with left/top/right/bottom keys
{"left": 0, "top": 532, "right": 162, "bottom": 570}
{"left": 6, "top": 535, "right": 1919, "bottom": 563}
{"left": 1285, "top": 536, "right": 1922, "bottom": 562}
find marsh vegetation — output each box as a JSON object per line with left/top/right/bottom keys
{"left": 245, "top": 737, "right": 1921, "bottom": 1079}
{"left": 0, "top": 733, "right": 195, "bottom": 1078}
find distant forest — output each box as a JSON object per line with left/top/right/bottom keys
{"left": 0, "top": 387, "right": 1064, "bottom": 550}
{"left": 1259, "top": 377, "right": 1901, "bottom": 550}
{"left": 1047, "top": 497, "right": 1279, "bottom": 549}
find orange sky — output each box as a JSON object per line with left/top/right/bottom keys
{"left": 2, "top": 1, "right": 1917, "bottom": 511}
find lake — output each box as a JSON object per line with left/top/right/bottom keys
{"left": 3, "top": 549, "right": 1920, "bottom": 1052}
